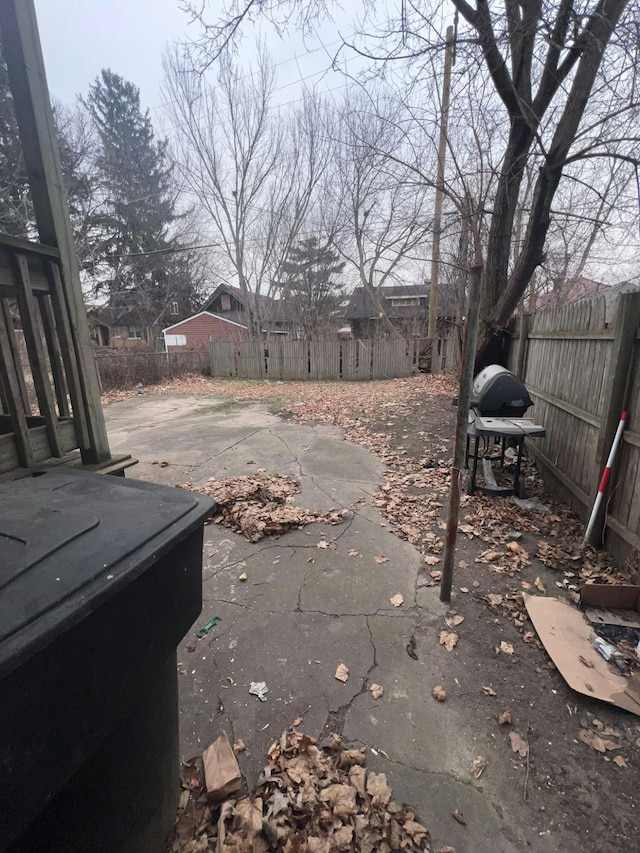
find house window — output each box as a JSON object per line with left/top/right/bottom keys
{"left": 170, "top": 301, "right": 179, "bottom": 315}
{"left": 165, "top": 334, "right": 186, "bottom": 347}
{"left": 221, "top": 294, "right": 231, "bottom": 311}
{"left": 127, "top": 326, "right": 143, "bottom": 339}
{"left": 387, "top": 296, "right": 420, "bottom": 307}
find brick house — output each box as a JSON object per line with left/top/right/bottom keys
{"left": 162, "top": 311, "right": 248, "bottom": 351}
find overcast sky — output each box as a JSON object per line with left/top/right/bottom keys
{"left": 33, "top": 0, "right": 368, "bottom": 115}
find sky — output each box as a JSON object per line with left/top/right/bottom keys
{"left": 33, "top": 0, "right": 370, "bottom": 115}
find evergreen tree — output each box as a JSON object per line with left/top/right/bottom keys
{"left": 279, "top": 237, "right": 345, "bottom": 338}
{"left": 86, "top": 69, "right": 180, "bottom": 320}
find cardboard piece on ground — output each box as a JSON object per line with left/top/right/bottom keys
{"left": 580, "top": 584, "right": 640, "bottom": 629}
{"left": 524, "top": 593, "right": 640, "bottom": 717}
{"left": 202, "top": 731, "right": 242, "bottom": 801}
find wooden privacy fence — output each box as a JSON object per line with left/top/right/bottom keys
{"left": 210, "top": 337, "right": 423, "bottom": 381}
{"left": 509, "top": 292, "right": 640, "bottom": 565}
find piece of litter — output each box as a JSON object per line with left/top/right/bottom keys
{"left": 196, "top": 617, "right": 221, "bottom": 638}
{"left": 249, "top": 681, "right": 269, "bottom": 702}
{"left": 238, "top": 572, "right": 247, "bottom": 581}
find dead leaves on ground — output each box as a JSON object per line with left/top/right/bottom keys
{"left": 431, "top": 685, "right": 447, "bottom": 702}
{"left": 439, "top": 631, "right": 459, "bottom": 652}
{"left": 170, "top": 727, "right": 433, "bottom": 852}
{"left": 179, "top": 474, "right": 347, "bottom": 542}
{"left": 470, "top": 756, "right": 487, "bottom": 779}
{"left": 509, "top": 731, "right": 529, "bottom": 758}
{"left": 578, "top": 720, "right": 626, "bottom": 758}
{"left": 334, "top": 664, "right": 349, "bottom": 683}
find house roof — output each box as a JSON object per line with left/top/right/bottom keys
{"left": 535, "top": 277, "right": 640, "bottom": 323}
{"left": 345, "top": 284, "right": 430, "bottom": 321}
{"left": 162, "top": 311, "right": 247, "bottom": 334}
{"left": 201, "top": 282, "right": 299, "bottom": 323}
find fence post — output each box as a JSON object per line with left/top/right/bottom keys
{"left": 515, "top": 311, "right": 530, "bottom": 380}
{"left": 587, "top": 292, "right": 640, "bottom": 547}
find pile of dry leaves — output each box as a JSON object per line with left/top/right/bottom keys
{"left": 170, "top": 728, "right": 433, "bottom": 853}
{"left": 179, "top": 474, "right": 347, "bottom": 542}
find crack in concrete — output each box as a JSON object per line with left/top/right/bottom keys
{"left": 318, "top": 615, "right": 378, "bottom": 741}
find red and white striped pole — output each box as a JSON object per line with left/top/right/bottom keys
{"left": 583, "top": 411, "right": 628, "bottom": 548}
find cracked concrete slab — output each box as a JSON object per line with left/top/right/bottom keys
{"left": 105, "top": 395, "right": 539, "bottom": 852}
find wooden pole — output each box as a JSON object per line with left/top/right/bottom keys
{"left": 0, "top": 0, "right": 111, "bottom": 464}
{"left": 440, "top": 263, "right": 482, "bottom": 603}
{"left": 427, "top": 25, "right": 455, "bottom": 346}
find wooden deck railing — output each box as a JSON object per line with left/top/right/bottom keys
{"left": 0, "top": 233, "right": 107, "bottom": 474}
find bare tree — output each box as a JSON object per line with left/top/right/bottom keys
{"left": 163, "top": 48, "right": 328, "bottom": 338}
{"left": 185, "top": 0, "right": 640, "bottom": 366}
{"left": 328, "top": 87, "right": 434, "bottom": 337}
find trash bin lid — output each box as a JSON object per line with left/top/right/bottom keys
{"left": 0, "top": 468, "right": 213, "bottom": 675}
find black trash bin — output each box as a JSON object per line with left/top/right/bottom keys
{"left": 0, "top": 468, "right": 214, "bottom": 853}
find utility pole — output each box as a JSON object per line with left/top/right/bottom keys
{"left": 427, "top": 24, "right": 455, "bottom": 347}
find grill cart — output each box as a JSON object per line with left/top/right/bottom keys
{"left": 465, "top": 365, "right": 545, "bottom": 497}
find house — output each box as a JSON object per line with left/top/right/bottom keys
{"left": 87, "top": 299, "right": 187, "bottom": 349}
{"left": 162, "top": 311, "right": 248, "bottom": 351}
{"left": 534, "top": 277, "right": 640, "bottom": 324}
{"left": 344, "top": 284, "right": 430, "bottom": 338}
{"left": 201, "top": 282, "right": 298, "bottom": 335}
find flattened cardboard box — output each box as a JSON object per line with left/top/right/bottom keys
{"left": 524, "top": 587, "right": 640, "bottom": 716}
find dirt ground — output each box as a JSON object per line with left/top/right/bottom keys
{"left": 106, "top": 374, "right": 640, "bottom": 851}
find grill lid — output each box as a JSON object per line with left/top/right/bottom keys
{"left": 470, "top": 365, "right": 532, "bottom": 417}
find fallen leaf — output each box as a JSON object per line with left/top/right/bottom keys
{"left": 232, "top": 739, "right": 246, "bottom": 754}
{"left": 238, "top": 572, "right": 247, "bottom": 581}
{"left": 439, "top": 631, "right": 459, "bottom": 651}
{"left": 316, "top": 540, "right": 329, "bottom": 549}
{"left": 613, "top": 755, "right": 628, "bottom": 768}
{"left": 534, "top": 576, "right": 547, "bottom": 593}
{"left": 458, "top": 560, "right": 469, "bottom": 569}
{"left": 432, "top": 685, "right": 447, "bottom": 702}
{"left": 578, "top": 729, "right": 621, "bottom": 753}
{"left": 390, "top": 593, "right": 404, "bottom": 607}
{"left": 521, "top": 581, "right": 532, "bottom": 591}
{"left": 320, "top": 783, "right": 357, "bottom": 816}
{"left": 334, "top": 663, "right": 349, "bottom": 683}
{"left": 451, "top": 809, "right": 466, "bottom": 825}
{"left": 180, "top": 760, "right": 203, "bottom": 791}
{"left": 348, "top": 548, "right": 359, "bottom": 556}
{"left": 470, "top": 755, "right": 487, "bottom": 779}
{"left": 495, "top": 641, "right": 514, "bottom": 655}
{"left": 439, "top": 847, "right": 457, "bottom": 853}
{"left": 445, "top": 614, "right": 465, "bottom": 628}
{"left": 370, "top": 683, "right": 384, "bottom": 699}
{"left": 579, "top": 655, "right": 595, "bottom": 668}
{"left": 460, "top": 587, "right": 470, "bottom": 593}
{"left": 234, "top": 797, "right": 262, "bottom": 832}
{"left": 482, "top": 686, "right": 497, "bottom": 697}
{"left": 430, "top": 570, "right": 442, "bottom": 580}
{"left": 507, "top": 541, "right": 527, "bottom": 555}
{"left": 424, "top": 555, "right": 441, "bottom": 565}
{"left": 366, "top": 772, "right": 392, "bottom": 806}
{"left": 484, "top": 593, "right": 503, "bottom": 606}
{"left": 509, "top": 731, "right": 529, "bottom": 758}
{"left": 374, "top": 555, "right": 389, "bottom": 563}
{"left": 499, "top": 710, "right": 512, "bottom": 725}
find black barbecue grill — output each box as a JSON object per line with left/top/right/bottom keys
{"left": 465, "top": 365, "right": 545, "bottom": 497}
